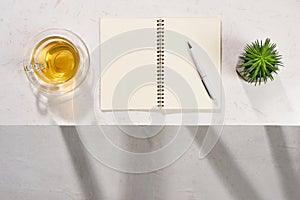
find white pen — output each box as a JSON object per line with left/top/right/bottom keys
{"left": 187, "top": 41, "right": 216, "bottom": 101}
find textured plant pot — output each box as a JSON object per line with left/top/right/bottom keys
{"left": 236, "top": 59, "right": 250, "bottom": 82}
{"left": 236, "top": 65, "right": 250, "bottom": 82}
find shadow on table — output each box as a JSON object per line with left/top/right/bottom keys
{"left": 28, "top": 55, "right": 96, "bottom": 124}
{"left": 264, "top": 126, "right": 300, "bottom": 200}
{"left": 60, "top": 125, "right": 170, "bottom": 200}
{"left": 28, "top": 83, "right": 76, "bottom": 124}
{"left": 189, "top": 126, "right": 263, "bottom": 200}
{"left": 239, "top": 70, "right": 299, "bottom": 199}
{"left": 111, "top": 125, "right": 170, "bottom": 200}
{"left": 239, "top": 76, "right": 293, "bottom": 122}
{"left": 60, "top": 126, "right": 103, "bottom": 200}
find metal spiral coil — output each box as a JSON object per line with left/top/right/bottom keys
{"left": 156, "top": 19, "right": 165, "bottom": 108}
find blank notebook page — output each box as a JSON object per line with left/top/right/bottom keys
{"left": 100, "top": 18, "right": 157, "bottom": 111}
{"left": 164, "top": 17, "right": 221, "bottom": 110}
{"left": 100, "top": 18, "right": 221, "bottom": 111}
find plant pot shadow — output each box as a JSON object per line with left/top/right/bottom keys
{"left": 239, "top": 75, "right": 293, "bottom": 123}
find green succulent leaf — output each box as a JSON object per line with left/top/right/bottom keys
{"left": 238, "top": 38, "right": 283, "bottom": 85}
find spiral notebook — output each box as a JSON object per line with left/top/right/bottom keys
{"left": 100, "top": 17, "right": 221, "bottom": 111}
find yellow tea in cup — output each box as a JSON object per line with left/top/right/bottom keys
{"left": 24, "top": 29, "right": 90, "bottom": 94}
{"left": 31, "top": 36, "right": 80, "bottom": 84}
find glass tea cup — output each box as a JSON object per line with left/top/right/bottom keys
{"left": 23, "top": 29, "right": 90, "bottom": 95}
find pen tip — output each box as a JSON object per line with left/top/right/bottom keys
{"left": 187, "top": 41, "right": 192, "bottom": 49}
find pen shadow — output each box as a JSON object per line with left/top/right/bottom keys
{"left": 60, "top": 126, "right": 102, "bottom": 200}
{"left": 188, "top": 126, "right": 263, "bottom": 200}
{"left": 264, "top": 126, "right": 300, "bottom": 200}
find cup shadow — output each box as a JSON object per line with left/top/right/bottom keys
{"left": 59, "top": 126, "right": 103, "bottom": 200}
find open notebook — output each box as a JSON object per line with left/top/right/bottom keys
{"left": 100, "top": 17, "right": 221, "bottom": 111}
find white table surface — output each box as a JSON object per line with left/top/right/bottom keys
{"left": 0, "top": 0, "right": 299, "bottom": 125}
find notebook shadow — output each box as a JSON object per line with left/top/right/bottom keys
{"left": 188, "top": 126, "right": 263, "bottom": 200}
{"left": 93, "top": 125, "right": 170, "bottom": 200}
{"left": 264, "top": 126, "right": 300, "bottom": 200}
{"left": 60, "top": 126, "right": 102, "bottom": 200}
{"left": 120, "top": 126, "right": 163, "bottom": 200}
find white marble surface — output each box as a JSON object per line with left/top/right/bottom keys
{"left": 0, "top": 0, "right": 300, "bottom": 125}
{"left": 1, "top": 126, "right": 300, "bottom": 199}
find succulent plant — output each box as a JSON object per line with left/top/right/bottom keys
{"left": 237, "top": 38, "right": 283, "bottom": 85}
